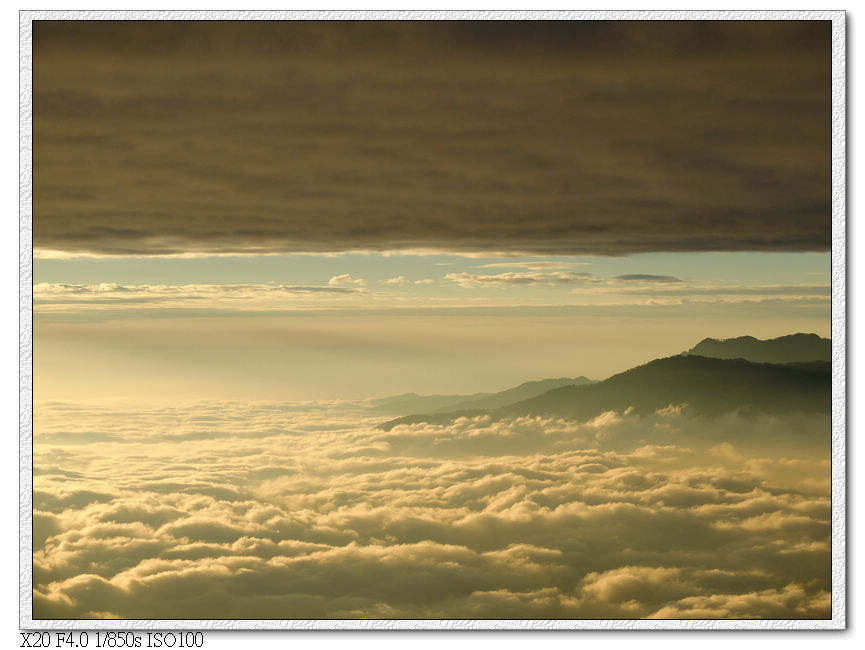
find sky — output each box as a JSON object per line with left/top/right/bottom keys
{"left": 34, "top": 250, "right": 829, "bottom": 401}
{"left": 30, "top": 18, "right": 834, "bottom": 623}
{"left": 32, "top": 20, "right": 831, "bottom": 403}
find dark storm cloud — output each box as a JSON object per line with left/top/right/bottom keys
{"left": 33, "top": 21, "right": 830, "bottom": 256}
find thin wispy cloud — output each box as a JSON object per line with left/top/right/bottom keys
{"left": 474, "top": 261, "right": 591, "bottom": 271}
{"left": 578, "top": 284, "right": 831, "bottom": 297}
{"left": 445, "top": 271, "right": 599, "bottom": 288}
{"left": 32, "top": 279, "right": 830, "bottom": 315}
{"left": 445, "top": 271, "right": 686, "bottom": 288}
{"left": 34, "top": 282, "right": 366, "bottom": 310}
{"left": 614, "top": 274, "right": 682, "bottom": 283}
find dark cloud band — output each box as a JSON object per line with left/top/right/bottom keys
{"left": 33, "top": 21, "right": 831, "bottom": 256}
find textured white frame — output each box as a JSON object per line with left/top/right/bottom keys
{"left": 18, "top": 9, "right": 847, "bottom": 631}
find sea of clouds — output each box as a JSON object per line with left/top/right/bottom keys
{"left": 32, "top": 401, "right": 830, "bottom": 620}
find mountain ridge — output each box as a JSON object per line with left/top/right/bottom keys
{"left": 431, "top": 376, "right": 594, "bottom": 413}
{"left": 685, "top": 333, "right": 830, "bottom": 364}
{"left": 367, "top": 376, "right": 594, "bottom": 416}
{"left": 378, "top": 353, "right": 830, "bottom": 431}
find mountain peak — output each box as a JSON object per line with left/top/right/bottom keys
{"left": 379, "top": 353, "right": 829, "bottom": 431}
{"left": 686, "top": 333, "right": 829, "bottom": 364}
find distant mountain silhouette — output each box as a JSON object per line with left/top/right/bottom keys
{"left": 378, "top": 355, "right": 829, "bottom": 431}
{"left": 366, "top": 391, "right": 492, "bottom": 415}
{"left": 685, "top": 333, "right": 830, "bottom": 364}
{"left": 431, "top": 377, "right": 593, "bottom": 413}
{"left": 368, "top": 377, "right": 593, "bottom": 416}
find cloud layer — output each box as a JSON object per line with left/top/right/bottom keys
{"left": 443, "top": 271, "right": 684, "bottom": 288}
{"left": 33, "top": 21, "right": 830, "bottom": 257}
{"left": 33, "top": 282, "right": 365, "bottom": 312}
{"left": 33, "top": 400, "right": 830, "bottom": 619}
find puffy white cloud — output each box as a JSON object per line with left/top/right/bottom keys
{"left": 327, "top": 274, "right": 367, "bottom": 287}
{"left": 32, "top": 401, "right": 830, "bottom": 620}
